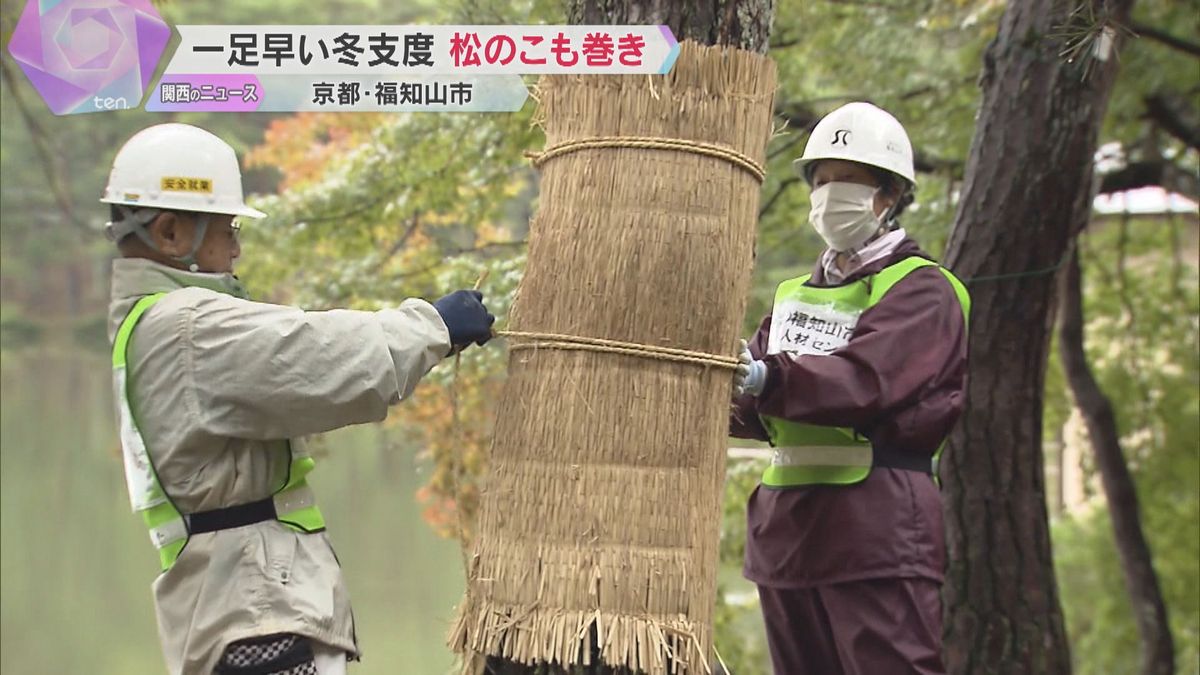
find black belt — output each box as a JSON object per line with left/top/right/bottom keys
{"left": 186, "top": 496, "right": 277, "bottom": 534}
{"left": 873, "top": 446, "right": 934, "bottom": 474}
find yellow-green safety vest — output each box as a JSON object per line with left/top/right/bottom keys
{"left": 759, "top": 256, "right": 970, "bottom": 487}
{"left": 113, "top": 292, "right": 326, "bottom": 571}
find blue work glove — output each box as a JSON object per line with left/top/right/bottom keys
{"left": 432, "top": 290, "right": 495, "bottom": 353}
{"left": 733, "top": 339, "right": 768, "bottom": 397}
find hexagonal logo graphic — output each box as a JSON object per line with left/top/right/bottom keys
{"left": 6, "top": 0, "right": 170, "bottom": 115}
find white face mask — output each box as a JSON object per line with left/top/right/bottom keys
{"left": 808, "top": 182, "right": 884, "bottom": 252}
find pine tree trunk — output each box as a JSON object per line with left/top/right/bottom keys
{"left": 566, "top": 0, "right": 774, "bottom": 54}
{"left": 477, "top": 3, "right": 773, "bottom": 675}
{"left": 1058, "top": 248, "right": 1175, "bottom": 675}
{"left": 940, "top": 1, "right": 1136, "bottom": 673}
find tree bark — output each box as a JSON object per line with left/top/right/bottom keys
{"left": 940, "top": 0, "right": 1136, "bottom": 673}
{"left": 481, "top": 3, "right": 773, "bottom": 675}
{"left": 1058, "top": 247, "right": 1175, "bottom": 675}
{"left": 566, "top": 0, "right": 774, "bottom": 54}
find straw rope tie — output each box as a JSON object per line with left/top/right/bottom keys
{"left": 525, "top": 136, "right": 766, "bottom": 183}
{"left": 498, "top": 330, "right": 739, "bottom": 370}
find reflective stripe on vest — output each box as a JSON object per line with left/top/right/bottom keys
{"left": 113, "top": 293, "right": 326, "bottom": 571}
{"left": 759, "top": 256, "right": 971, "bottom": 488}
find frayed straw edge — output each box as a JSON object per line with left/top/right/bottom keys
{"left": 450, "top": 599, "right": 712, "bottom": 675}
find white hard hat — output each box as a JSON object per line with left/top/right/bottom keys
{"left": 100, "top": 123, "right": 266, "bottom": 219}
{"left": 793, "top": 102, "right": 916, "bottom": 188}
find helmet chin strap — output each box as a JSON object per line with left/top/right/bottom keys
{"left": 177, "top": 213, "right": 210, "bottom": 272}
{"left": 118, "top": 207, "right": 211, "bottom": 272}
{"left": 879, "top": 189, "right": 911, "bottom": 231}
{"left": 880, "top": 202, "right": 900, "bottom": 231}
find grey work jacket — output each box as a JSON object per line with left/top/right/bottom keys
{"left": 106, "top": 258, "right": 451, "bottom": 675}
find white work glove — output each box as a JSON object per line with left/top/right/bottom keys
{"left": 733, "top": 339, "right": 768, "bottom": 397}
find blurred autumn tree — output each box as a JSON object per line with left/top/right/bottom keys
{"left": 0, "top": 0, "right": 440, "bottom": 326}
{"left": 238, "top": 106, "right": 540, "bottom": 545}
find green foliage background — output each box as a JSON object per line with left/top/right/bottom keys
{"left": 1051, "top": 217, "right": 1200, "bottom": 675}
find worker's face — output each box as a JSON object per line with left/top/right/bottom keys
{"left": 149, "top": 212, "right": 241, "bottom": 273}
{"left": 810, "top": 159, "right": 898, "bottom": 217}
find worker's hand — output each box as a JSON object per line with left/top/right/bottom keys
{"left": 733, "top": 339, "right": 767, "bottom": 397}
{"left": 433, "top": 290, "right": 495, "bottom": 353}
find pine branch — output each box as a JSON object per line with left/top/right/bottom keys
{"left": 1130, "top": 21, "right": 1200, "bottom": 57}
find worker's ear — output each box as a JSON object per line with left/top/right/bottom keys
{"left": 885, "top": 181, "right": 904, "bottom": 208}
{"left": 147, "top": 212, "right": 187, "bottom": 257}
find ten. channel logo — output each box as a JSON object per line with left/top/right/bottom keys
{"left": 7, "top": 0, "right": 169, "bottom": 115}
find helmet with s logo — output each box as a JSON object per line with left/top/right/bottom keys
{"left": 793, "top": 102, "right": 916, "bottom": 188}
